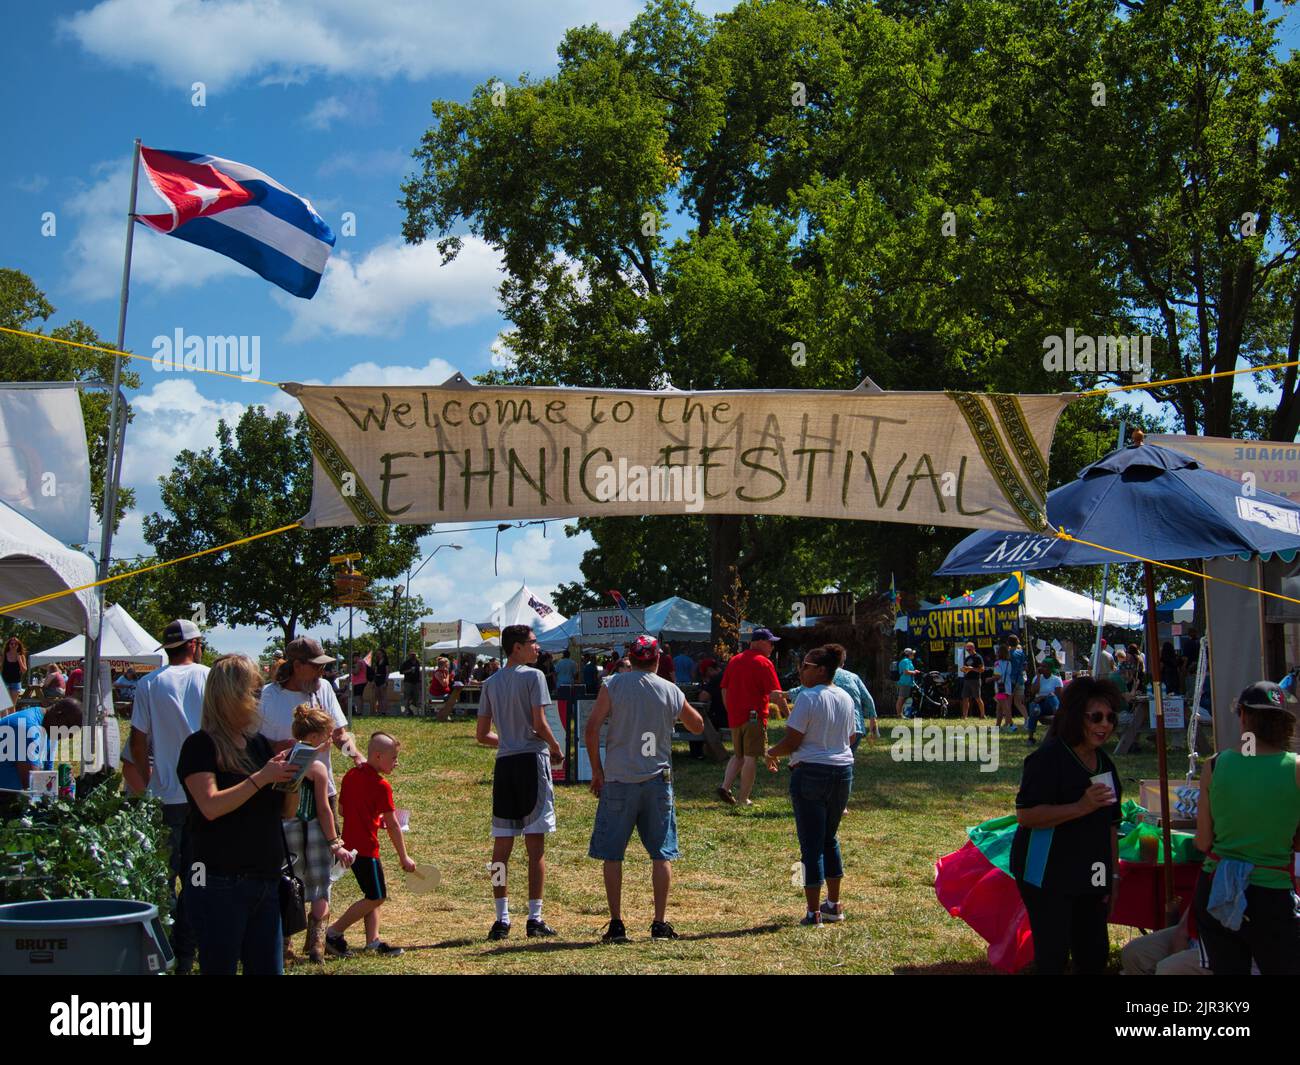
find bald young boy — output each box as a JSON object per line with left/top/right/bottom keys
{"left": 326, "top": 732, "right": 417, "bottom": 958}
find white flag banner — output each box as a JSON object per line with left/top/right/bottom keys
{"left": 283, "top": 378, "right": 1075, "bottom": 530}
{"left": 0, "top": 385, "right": 92, "bottom": 544}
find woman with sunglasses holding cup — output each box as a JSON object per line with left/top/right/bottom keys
{"left": 1010, "top": 677, "right": 1124, "bottom": 973}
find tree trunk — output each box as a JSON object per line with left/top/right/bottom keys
{"left": 707, "top": 514, "right": 743, "bottom": 648}
{"left": 1269, "top": 285, "right": 1300, "bottom": 442}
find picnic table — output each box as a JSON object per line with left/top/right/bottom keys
{"left": 1114, "top": 693, "right": 1189, "bottom": 755}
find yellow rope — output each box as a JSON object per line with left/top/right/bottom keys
{"left": 0, "top": 522, "right": 302, "bottom": 615}
{"left": 1078, "top": 358, "right": 1300, "bottom": 397}
{"left": 6, "top": 325, "right": 1299, "bottom": 615}
{"left": 5, "top": 322, "right": 1298, "bottom": 398}
{"left": 1053, "top": 529, "right": 1300, "bottom": 607}
{"left": 0, "top": 325, "right": 280, "bottom": 388}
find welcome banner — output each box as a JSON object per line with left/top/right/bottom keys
{"left": 283, "top": 378, "right": 1075, "bottom": 530}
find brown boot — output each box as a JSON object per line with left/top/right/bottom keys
{"left": 307, "top": 913, "right": 326, "bottom": 964}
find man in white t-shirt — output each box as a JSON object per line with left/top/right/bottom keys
{"left": 259, "top": 637, "right": 362, "bottom": 807}
{"left": 1026, "top": 661, "right": 1065, "bottom": 743}
{"left": 129, "top": 618, "right": 210, "bottom": 974}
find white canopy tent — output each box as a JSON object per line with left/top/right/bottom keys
{"left": 425, "top": 621, "right": 501, "bottom": 658}
{"left": 31, "top": 604, "right": 163, "bottom": 669}
{"left": 0, "top": 499, "right": 99, "bottom": 636}
{"left": 896, "top": 574, "right": 1142, "bottom": 630}
{"left": 492, "top": 584, "right": 567, "bottom": 635}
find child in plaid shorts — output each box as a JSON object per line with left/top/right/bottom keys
{"left": 286, "top": 704, "right": 354, "bottom": 964}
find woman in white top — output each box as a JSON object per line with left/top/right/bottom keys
{"left": 765, "top": 643, "right": 858, "bottom": 927}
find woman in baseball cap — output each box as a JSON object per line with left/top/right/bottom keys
{"left": 1193, "top": 681, "right": 1300, "bottom": 974}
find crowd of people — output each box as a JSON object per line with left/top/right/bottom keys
{"left": 1, "top": 613, "right": 1296, "bottom": 975}
{"left": 898, "top": 630, "right": 1227, "bottom": 746}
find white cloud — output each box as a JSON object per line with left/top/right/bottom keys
{"left": 275, "top": 236, "right": 504, "bottom": 339}
{"left": 63, "top": 156, "right": 246, "bottom": 301}
{"left": 119, "top": 378, "right": 248, "bottom": 487}
{"left": 59, "top": 0, "right": 661, "bottom": 90}
{"left": 316, "top": 148, "right": 410, "bottom": 179}
{"left": 325, "top": 354, "right": 461, "bottom": 387}
{"left": 303, "top": 96, "right": 349, "bottom": 130}
{"left": 14, "top": 175, "right": 49, "bottom": 194}
{"left": 405, "top": 524, "right": 585, "bottom": 629}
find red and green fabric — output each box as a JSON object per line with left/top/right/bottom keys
{"left": 934, "top": 801, "right": 1202, "bottom": 973}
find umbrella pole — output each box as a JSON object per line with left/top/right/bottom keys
{"left": 1143, "top": 562, "right": 1177, "bottom": 926}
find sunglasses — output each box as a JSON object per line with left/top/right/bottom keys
{"left": 1084, "top": 710, "right": 1118, "bottom": 725}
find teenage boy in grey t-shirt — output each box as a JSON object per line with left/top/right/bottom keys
{"left": 476, "top": 625, "right": 564, "bottom": 942}
{"left": 585, "top": 636, "right": 704, "bottom": 943}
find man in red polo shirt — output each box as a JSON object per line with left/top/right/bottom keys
{"left": 717, "top": 628, "right": 789, "bottom": 807}
{"left": 657, "top": 642, "right": 677, "bottom": 682}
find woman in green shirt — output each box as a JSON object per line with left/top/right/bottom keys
{"left": 1193, "top": 681, "right": 1300, "bottom": 975}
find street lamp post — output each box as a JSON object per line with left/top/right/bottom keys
{"left": 400, "top": 543, "right": 463, "bottom": 662}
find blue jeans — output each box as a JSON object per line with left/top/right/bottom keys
{"left": 188, "top": 874, "right": 283, "bottom": 975}
{"left": 789, "top": 763, "right": 853, "bottom": 887}
{"left": 162, "top": 803, "right": 197, "bottom": 965}
{"left": 588, "top": 775, "right": 680, "bottom": 861}
{"left": 1026, "top": 695, "right": 1059, "bottom": 737}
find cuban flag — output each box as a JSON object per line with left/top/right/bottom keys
{"left": 136, "top": 146, "right": 335, "bottom": 299}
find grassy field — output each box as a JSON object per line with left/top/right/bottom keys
{"left": 294, "top": 714, "right": 1163, "bottom": 975}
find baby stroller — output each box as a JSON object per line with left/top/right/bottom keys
{"left": 907, "top": 671, "right": 950, "bottom": 719}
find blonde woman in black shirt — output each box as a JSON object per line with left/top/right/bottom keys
{"left": 177, "top": 655, "right": 298, "bottom": 975}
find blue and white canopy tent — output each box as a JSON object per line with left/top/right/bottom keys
{"left": 538, "top": 595, "right": 754, "bottom": 651}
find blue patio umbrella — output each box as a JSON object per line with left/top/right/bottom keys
{"left": 937, "top": 442, "right": 1300, "bottom": 577}
{"left": 936, "top": 432, "right": 1300, "bottom": 923}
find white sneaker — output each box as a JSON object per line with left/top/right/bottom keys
{"left": 819, "top": 901, "right": 845, "bottom": 923}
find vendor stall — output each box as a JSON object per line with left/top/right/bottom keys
{"left": 934, "top": 801, "right": 1205, "bottom": 973}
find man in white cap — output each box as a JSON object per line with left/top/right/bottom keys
{"left": 717, "top": 627, "right": 789, "bottom": 807}
{"left": 129, "top": 618, "right": 209, "bottom": 974}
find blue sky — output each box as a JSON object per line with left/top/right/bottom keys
{"left": 1, "top": 0, "right": 737, "bottom": 657}
{"left": 3, "top": 0, "right": 1296, "bottom": 654}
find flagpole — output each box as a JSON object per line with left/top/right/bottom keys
{"left": 1090, "top": 419, "right": 1127, "bottom": 674}
{"left": 85, "top": 138, "right": 141, "bottom": 761}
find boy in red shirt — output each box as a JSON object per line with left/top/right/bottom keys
{"left": 325, "top": 732, "right": 417, "bottom": 958}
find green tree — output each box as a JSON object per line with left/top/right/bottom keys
{"left": 401, "top": 0, "right": 1020, "bottom": 637}
{"left": 913, "top": 0, "right": 1300, "bottom": 438}
{"left": 143, "top": 407, "right": 429, "bottom": 646}
{"left": 402, "top": 0, "right": 1297, "bottom": 643}
{"left": 0, "top": 268, "right": 139, "bottom": 535}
